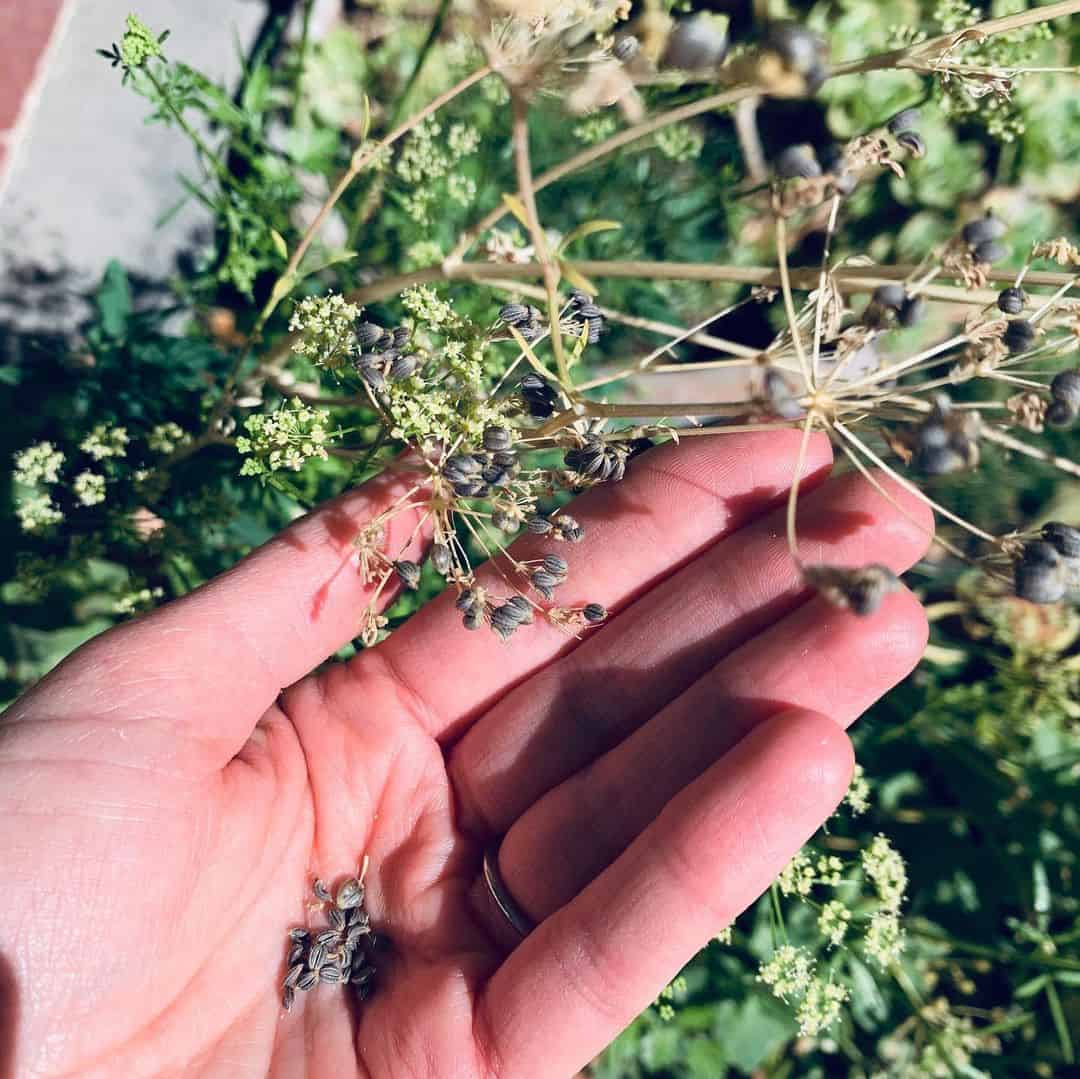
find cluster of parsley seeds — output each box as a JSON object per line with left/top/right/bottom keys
{"left": 282, "top": 876, "right": 378, "bottom": 1012}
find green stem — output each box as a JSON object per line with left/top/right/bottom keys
{"left": 1045, "top": 979, "right": 1076, "bottom": 1064}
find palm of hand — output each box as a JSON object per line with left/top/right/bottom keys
{"left": 0, "top": 433, "right": 931, "bottom": 1078}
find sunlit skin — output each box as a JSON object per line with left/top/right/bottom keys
{"left": 0, "top": 431, "right": 931, "bottom": 1078}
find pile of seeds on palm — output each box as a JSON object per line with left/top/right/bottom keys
{"left": 281, "top": 873, "right": 377, "bottom": 1011}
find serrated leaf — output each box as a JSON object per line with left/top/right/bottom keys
{"left": 556, "top": 218, "right": 622, "bottom": 255}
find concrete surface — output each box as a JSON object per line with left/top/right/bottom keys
{"left": 0, "top": 0, "right": 267, "bottom": 325}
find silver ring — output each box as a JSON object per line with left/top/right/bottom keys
{"left": 482, "top": 843, "right": 535, "bottom": 938}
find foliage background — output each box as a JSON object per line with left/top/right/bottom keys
{"left": 1, "top": 0, "right": 1078, "bottom": 1074}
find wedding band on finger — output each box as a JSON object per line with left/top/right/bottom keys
{"left": 482, "top": 842, "right": 536, "bottom": 939}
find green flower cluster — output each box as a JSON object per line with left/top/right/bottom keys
{"left": 290, "top": 293, "right": 362, "bottom": 370}
{"left": 119, "top": 14, "right": 164, "bottom": 70}
{"left": 236, "top": 398, "right": 332, "bottom": 476}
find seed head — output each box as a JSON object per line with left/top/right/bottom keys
{"left": 431, "top": 542, "right": 452, "bottom": 575}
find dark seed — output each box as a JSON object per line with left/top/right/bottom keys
{"left": 499, "top": 303, "right": 530, "bottom": 325}
{"left": 897, "top": 296, "right": 925, "bottom": 327}
{"left": 1003, "top": 319, "right": 1036, "bottom": 354}
{"left": 483, "top": 426, "right": 512, "bottom": 451}
{"left": 456, "top": 588, "right": 478, "bottom": 612}
{"left": 389, "top": 353, "right": 418, "bottom": 380}
{"left": 915, "top": 445, "right": 965, "bottom": 475}
{"left": 316, "top": 927, "right": 341, "bottom": 946}
{"left": 527, "top": 515, "right": 553, "bottom": 534}
{"left": 997, "top": 287, "right": 1026, "bottom": 315}
{"left": 583, "top": 603, "right": 607, "bottom": 624}
{"left": 886, "top": 108, "right": 920, "bottom": 135}
{"left": 463, "top": 608, "right": 484, "bottom": 631}
{"left": 1046, "top": 399, "right": 1076, "bottom": 428}
{"left": 504, "top": 595, "right": 532, "bottom": 621}
{"left": 289, "top": 927, "right": 310, "bottom": 943}
{"left": 531, "top": 571, "right": 557, "bottom": 599}
{"left": 282, "top": 985, "right": 295, "bottom": 1011}
{"left": 288, "top": 942, "right": 305, "bottom": 965}
{"left": 542, "top": 554, "right": 568, "bottom": 577}
{"left": 284, "top": 962, "right": 305, "bottom": 988}
{"left": 319, "top": 963, "right": 344, "bottom": 984}
{"left": 1042, "top": 522, "right": 1080, "bottom": 559}
{"left": 313, "top": 879, "right": 331, "bottom": 902}
{"left": 663, "top": 14, "right": 729, "bottom": 70}
{"left": 297, "top": 969, "right": 318, "bottom": 991}
{"left": 895, "top": 131, "right": 926, "bottom": 158}
{"left": 1023, "top": 539, "right": 1061, "bottom": 566}
{"left": 392, "top": 326, "right": 411, "bottom": 348}
{"left": 973, "top": 239, "right": 1008, "bottom": 265}
{"left": 775, "top": 145, "right": 821, "bottom": 179}
{"left": 872, "top": 284, "right": 907, "bottom": 310}
{"left": 394, "top": 560, "right": 422, "bottom": 590}
{"left": 355, "top": 322, "right": 383, "bottom": 350}
{"left": 329, "top": 907, "right": 347, "bottom": 931}
{"left": 1015, "top": 560, "right": 1065, "bottom": 604}
{"left": 307, "top": 942, "right": 327, "bottom": 970}
{"left": 431, "top": 543, "right": 452, "bottom": 575}
{"left": 765, "top": 21, "right": 825, "bottom": 73}
{"left": 492, "top": 449, "right": 517, "bottom": 468}
{"left": 1050, "top": 369, "right": 1080, "bottom": 408}
{"left": 962, "top": 214, "right": 1007, "bottom": 246}
{"left": 613, "top": 35, "right": 639, "bottom": 62}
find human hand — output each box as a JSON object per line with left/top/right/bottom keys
{"left": 0, "top": 430, "right": 931, "bottom": 1078}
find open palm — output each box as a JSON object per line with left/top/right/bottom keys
{"left": 0, "top": 431, "right": 931, "bottom": 1078}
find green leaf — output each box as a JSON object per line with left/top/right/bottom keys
{"left": 95, "top": 260, "right": 132, "bottom": 340}
{"left": 1015, "top": 974, "right": 1049, "bottom": 999}
{"left": 270, "top": 229, "right": 289, "bottom": 260}
{"left": 556, "top": 218, "right": 622, "bottom": 255}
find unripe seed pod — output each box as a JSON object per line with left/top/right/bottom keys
{"left": 613, "top": 36, "right": 639, "bottom": 62}
{"left": 973, "top": 239, "right": 1008, "bottom": 264}
{"left": 775, "top": 145, "right": 821, "bottom": 179}
{"left": 1015, "top": 559, "right": 1065, "bottom": 604}
{"left": 663, "top": 15, "right": 729, "bottom": 70}
{"left": 1003, "top": 319, "right": 1036, "bottom": 354}
{"left": 1042, "top": 522, "right": 1080, "bottom": 559}
{"left": 1046, "top": 399, "right": 1076, "bottom": 428}
{"left": 886, "top": 108, "right": 920, "bottom": 135}
{"left": 489, "top": 605, "right": 520, "bottom": 639}
{"left": 1050, "top": 369, "right": 1080, "bottom": 408}
{"left": 431, "top": 542, "right": 452, "bottom": 575}
{"left": 483, "top": 426, "right": 512, "bottom": 451}
{"left": 582, "top": 603, "right": 607, "bottom": 623}
{"left": 527, "top": 514, "right": 553, "bottom": 534}
{"left": 355, "top": 321, "right": 383, "bottom": 350}
{"left": 997, "top": 286, "right": 1026, "bottom": 315}
{"left": 962, "top": 214, "right": 1007, "bottom": 246}
{"left": 394, "top": 560, "right": 421, "bottom": 590}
